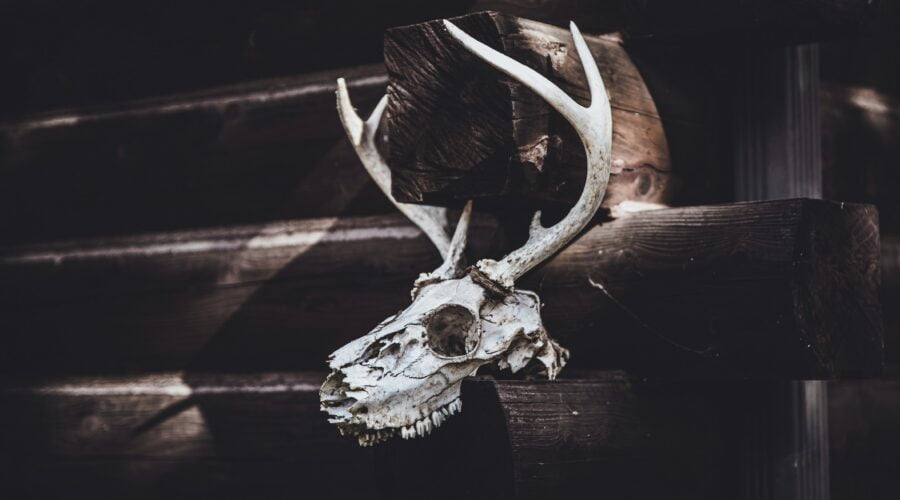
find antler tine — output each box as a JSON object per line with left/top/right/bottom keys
{"left": 336, "top": 78, "right": 471, "bottom": 280}
{"left": 425, "top": 200, "right": 472, "bottom": 281}
{"left": 443, "top": 20, "right": 612, "bottom": 289}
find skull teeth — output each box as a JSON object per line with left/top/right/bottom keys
{"left": 399, "top": 397, "right": 461, "bottom": 440}
{"left": 357, "top": 428, "right": 396, "bottom": 447}
{"left": 349, "top": 397, "right": 463, "bottom": 446}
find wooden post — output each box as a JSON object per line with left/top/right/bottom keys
{"left": 731, "top": 43, "right": 830, "bottom": 500}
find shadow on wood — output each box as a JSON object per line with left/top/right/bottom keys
{"left": 0, "top": 65, "right": 391, "bottom": 244}
{"left": 0, "top": 373, "right": 375, "bottom": 499}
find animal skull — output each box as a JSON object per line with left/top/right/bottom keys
{"left": 321, "top": 20, "right": 612, "bottom": 446}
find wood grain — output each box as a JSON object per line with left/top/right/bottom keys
{"left": 0, "top": 199, "right": 881, "bottom": 378}
{"left": 527, "top": 199, "right": 882, "bottom": 379}
{"left": 0, "top": 213, "right": 504, "bottom": 374}
{"left": 385, "top": 11, "right": 678, "bottom": 208}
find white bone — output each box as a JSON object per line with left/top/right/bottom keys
{"left": 336, "top": 79, "right": 471, "bottom": 280}
{"left": 443, "top": 20, "right": 613, "bottom": 289}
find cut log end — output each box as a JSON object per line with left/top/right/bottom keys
{"left": 384, "top": 11, "right": 674, "bottom": 208}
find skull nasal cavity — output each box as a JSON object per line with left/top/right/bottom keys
{"left": 425, "top": 305, "right": 476, "bottom": 357}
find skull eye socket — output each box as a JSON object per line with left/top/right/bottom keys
{"left": 424, "top": 304, "right": 477, "bottom": 357}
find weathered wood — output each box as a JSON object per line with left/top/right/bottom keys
{"left": 0, "top": 65, "right": 391, "bottom": 244}
{"left": 0, "top": 371, "right": 788, "bottom": 499}
{"left": 385, "top": 11, "right": 681, "bottom": 208}
{"left": 0, "top": 372, "right": 375, "bottom": 499}
{"left": 529, "top": 199, "right": 882, "bottom": 379}
{"left": 376, "top": 373, "right": 726, "bottom": 499}
{"left": 0, "top": 213, "right": 503, "bottom": 374}
{"left": 473, "top": 1, "right": 880, "bottom": 44}
{"left": 0, "top": 199, "right": 881, "bottom": 378}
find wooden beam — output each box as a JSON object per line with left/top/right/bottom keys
{"left": 0, "top": 199, "right": 881, "bottom": 378}
{"left": 0, "top": 372, "right": 376, "bottom": 498}
{"left": 0, "top": 371, "right": 738, "bottom": 499}
{"left": 384, "top": 11, "right": 686, "bottom": 208}
{"left": 0, "top": 65, "right": 391, "bottom": 244}
{"left": 3, "top": 374, "right": 896, "bottom": 498}
{"left": 527, "top": 198, "right": 882, "bottom": 379}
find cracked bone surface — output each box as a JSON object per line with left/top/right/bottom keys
{"left": 321, "top": 19, "right": 612, "bottom": 446}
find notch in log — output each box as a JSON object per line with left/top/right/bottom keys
{"left": 384, "top": 11, "right": 674, "bottom": 208}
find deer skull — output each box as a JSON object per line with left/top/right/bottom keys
{"left": 321, "top": 20, "right": 612, "bottom": 446}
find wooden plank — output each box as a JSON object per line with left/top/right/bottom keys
{"left": 0, "top": 65, "right": 392, "bottom": 244}
{"left": 528, "top": 199, "right": 882, "bottom": 379}
{"left": 0, "top": 371, "right": 774, "bottom": 499}
{"left": 0, "top": 199, "right": 881, "bottom": 378}
{"left": 0, "top": 372, "right": 375, "bottom": 499}
{"left": 8, "top": 371, "right": 897, "bottom": 499}
{"left": 384, "top": 11, "right": 683, "bottom": 208}
{"left": 828, "top": 379, "right": 900, "bottom": 500}
{"left": 0, "top": 213, "right": 504, "bottom": 374}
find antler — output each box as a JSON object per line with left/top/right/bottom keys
{"left": 336, "top": 79, "right": 471, "bottom": 281}
{"left": 443, "top": 20, "right": 612, "bottom": 290}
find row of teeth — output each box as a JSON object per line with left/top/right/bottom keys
{"left": 400, "top": 398, "right": 462, "bottom": 440}
{"left": 353, "top": 428, "right": 396, "bottom": 446}
{"left": 350, "top": 398, "right": 463, "bottom": 446}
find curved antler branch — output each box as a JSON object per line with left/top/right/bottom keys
{"left": 443, "top": 20, "right": 612, "bottom": 289}
{"left": 336, "top": 79, "right": 471, "bottom": 282}
{"left": 336, "top": 79, "right": 453, "bottom": 258}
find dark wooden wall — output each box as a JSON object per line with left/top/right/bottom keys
{"left": 0, "top": 2, "right": 897, "bottom": 499}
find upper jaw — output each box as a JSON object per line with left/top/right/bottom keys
{"left": 333, "top": 396, "right": 465, "bottom": 447}
{"left": 320, "top": 369, "right": 465, "bottom": 446}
